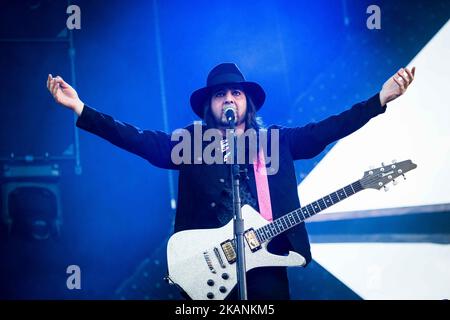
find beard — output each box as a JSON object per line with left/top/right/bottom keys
{"left": 217, "top": 112, "right": 245, "bottom": 127}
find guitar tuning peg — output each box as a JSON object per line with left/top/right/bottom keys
{"left": 383, "top": 185, "right": 389, "bottom": 192}
{"left": 392, "top": 159, "right": 397, "bottom": 164}
{"left": 381, "top": 162, "right": 385, "bottom": 167}
{"left": 402, "top": 174, "right": 406, "bottom": 180}
{"left": 392, "top": 180, "right": 398, "bottom": 186}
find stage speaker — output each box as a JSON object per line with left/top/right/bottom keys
{"left": 1, "top": 163, "right": 62, "bottom": 240}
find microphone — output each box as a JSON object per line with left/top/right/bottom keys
{"left": 223, "top": 104, "right": 236, "bottom": 124}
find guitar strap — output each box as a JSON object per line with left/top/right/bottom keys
{"left": 222, "top": 136, "right": 273, "bottom": 221}
{"left": 253, "top": 147, "right": 273, "bottom": 221}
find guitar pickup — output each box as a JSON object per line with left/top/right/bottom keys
{"left": 220, "top": 240, "right": 236, "bottom": 264}
{"left": 244, "top": 228, "right": 261, "bottom": 252}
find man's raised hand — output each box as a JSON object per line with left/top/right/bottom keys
{"left": 379, "top": 67, "right": 416, "bottom": 106}
{"left": 47, "top": 74, "right": 84, "bottom": 115}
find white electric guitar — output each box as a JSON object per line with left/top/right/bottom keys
{"left": 166, "top": 160, "right": 417, "bottom": 300}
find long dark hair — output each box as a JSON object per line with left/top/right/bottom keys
{"left": 202, "top": 94, "right": 264, "bottom": 131}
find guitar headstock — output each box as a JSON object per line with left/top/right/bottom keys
{"left": 360, "top": 159, "right": 417, "bottom": 190}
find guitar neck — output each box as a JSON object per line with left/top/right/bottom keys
{"left": 255, "top": 180, "right": 364, "bottom": 243}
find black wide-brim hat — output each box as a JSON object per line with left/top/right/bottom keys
{"left": 190, "top": 63, "right": 266, "bottom": 119}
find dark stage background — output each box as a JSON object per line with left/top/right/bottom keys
{"left": 0, "top": 0, "right": 448, "bottom": 299}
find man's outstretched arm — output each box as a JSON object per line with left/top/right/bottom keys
{"left": 284, "top": 67, "right": 416, "bottom": 160}
{"left": 46, "top": 74, "right": 176, "bottom": 169}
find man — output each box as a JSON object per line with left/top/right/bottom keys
{"left": 47, "top": 63, "right": 415, "bottom": 299}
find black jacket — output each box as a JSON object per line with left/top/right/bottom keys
{"left": 76, "top": 93, "right": 386, "bottom": 266}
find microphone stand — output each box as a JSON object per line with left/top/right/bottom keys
{"left": 227, "top": 117, "right": 248, "bottom": 300}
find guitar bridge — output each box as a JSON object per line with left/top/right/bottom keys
{"left": 213, "top": 247, "right": 226, "bottom": 268}
{"left": 220, "top": 240, "right": 236, "bottom": 264}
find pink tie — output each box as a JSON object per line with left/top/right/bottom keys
{"left": 253, "top": 148, "right": 273, "bottom": 221}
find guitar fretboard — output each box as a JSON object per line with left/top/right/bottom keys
{"left": 255, "top": 180, "right": 363, "bottom": 243}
